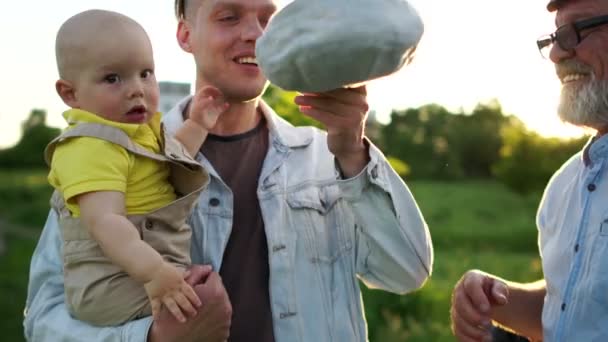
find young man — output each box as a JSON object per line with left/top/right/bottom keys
{"left": 24, "top": 1, "right": 433, "bottom": 341}
{"left": 450, "top": 0, "right": 608, "bottom": 341}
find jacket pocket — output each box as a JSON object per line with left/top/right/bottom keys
{"left": 286, "top": 185, "right": 353, "bottom": 264}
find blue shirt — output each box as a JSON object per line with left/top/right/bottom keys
{"left": 538, "top": 134, "right": 608, "bottom": 341}
{"left": 24, "top": 98, "right": 433, "bottom": 342}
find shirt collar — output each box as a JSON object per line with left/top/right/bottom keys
{"left": 63, "top": 108, "right": 162, "bottom": 139}
{"left": 583, "top": 133, "right": 608, "bottom": 166}
{"left": 162, "top": 95, "right": 313, "bottom": 149}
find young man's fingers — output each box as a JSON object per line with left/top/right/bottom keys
{"left": 183, "top": 283, "right": 202, "bottom": 307}
{"left": 295, "top": 96, "right": 353, "bottom": 118}
{"left": 185, "top": 264, "right": 213, "bottom": 286}
{"left": 312, "top": 86, "right": 368, "bottom": 106}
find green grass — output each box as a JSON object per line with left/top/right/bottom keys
{"left": 0, "top": 170, "right": 543, "bottom": 342}
{"left": 409, "top": 180, "right": 541, "bottom": 253}
{"left": 0, "top": 169, "right": 53, "bottom": 227}
{"left": 0, "top": 169, "right": 52, "bottom": 342}
{"left": 363, "top": 249, "right": 541, "bottom": 342}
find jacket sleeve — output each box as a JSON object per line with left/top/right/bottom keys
{"left": 339, "top": 140, "right": 433, "bottom": 294}
{"left": 23, "top": 209, "right": 152, "bottom": 341}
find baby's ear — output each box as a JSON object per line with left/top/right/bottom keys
{"left": 56, "top": 79, "right": 78, "bottom": 107}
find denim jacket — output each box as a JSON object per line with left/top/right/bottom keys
{"left": 24, "top": 97, "right": 433, "bottom": 342}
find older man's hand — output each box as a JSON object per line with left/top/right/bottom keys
{"left": 451, "top": 270, "right": 509, "bottom": 342}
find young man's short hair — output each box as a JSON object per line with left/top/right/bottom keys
{"left": 175, "top": 0, "right": 187, "bottom": 19}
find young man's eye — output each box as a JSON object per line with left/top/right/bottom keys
{"left": 141, "top": 69, "right": 154, "bottom": 79}
{"left": 219, "top": 15, "right": 238, "bottom": 22}
{"left": 104, "top": 74, "right": 120, "bottom": 84}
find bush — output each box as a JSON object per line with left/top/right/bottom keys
{"left": 493, "top": 124, "right": 587, "bottom": 194}
{"left": 0, "top": 109, "right": 61, "bottom": 169}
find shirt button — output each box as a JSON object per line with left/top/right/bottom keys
{"left": 588, "top": 183, "right": 596, "bottom": 192}
{"left": 209, "top": 198, "right": 220, "bottom": 207}
{"left": 561, "top": 303, "right": 566, "bottom": 311}
{"left": 574, "top": 244, "right": 579, "bottom": 253}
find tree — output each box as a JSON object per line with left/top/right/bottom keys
{"left": 493, "top": 121, "right": 587, "bottom": 193}
{"left": 262, "top": 85, "right": 322, "bottom": 128}
{"left": 0, "top": 109, "right": 61, "bottom": 169}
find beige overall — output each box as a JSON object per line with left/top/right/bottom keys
{"left": 45, "top": 122, "right": 209, "bottom": 326}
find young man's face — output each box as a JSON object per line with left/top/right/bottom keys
{"left": 179, "top": 0, "right": 278, "bottom": 102}
{"left": 550, "top": 0, "right": 608, "bottom": 129}
{"left": 71, "top": 29, "right": 160, "bottom": 124}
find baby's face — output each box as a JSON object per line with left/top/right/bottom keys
{"left": 72, "top": 29, "right": 159, "bottom": 124}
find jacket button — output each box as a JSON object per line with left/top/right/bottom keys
{"left": 272, "top": 244, "right": 286, "bottom": 252}
{"left": 209, "top": 198, "right": 220, "bottom": 207}
{"left": 588, "top": 183, "right": 596, "bottom": 192}
{"left": 145, "top": 221, "right": 153, "bottom": 229}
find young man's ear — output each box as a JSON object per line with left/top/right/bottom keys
{"left": 56, "top": 79, "right": 78, "bottom": 107}
{"left": 177, "top": 20, "right": 193, "bottom": 53}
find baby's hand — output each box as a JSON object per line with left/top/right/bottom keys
{"left": 188, "top": 86, "right": 229, "bottom": 131}
{"left": 144, "top": 263, "right": 202, "bottom": 323}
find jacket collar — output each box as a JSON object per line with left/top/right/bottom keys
{"left": 163, "top": 95, "right": 313, "bottom": 149}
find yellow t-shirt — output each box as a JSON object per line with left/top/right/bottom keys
{"left": 48, "top": 109, "right": 177, "bottom": 217}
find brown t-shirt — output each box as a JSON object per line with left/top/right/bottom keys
{"left": 200, "top": 118, "right": 275, "bottom": 342}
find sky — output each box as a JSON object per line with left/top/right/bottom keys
{"left": 0, "top": 1, "right": 586, "bottom": 148}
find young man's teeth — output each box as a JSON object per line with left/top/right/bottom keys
{"left": 237, "top": 57, "right": 258, "bottom": 65}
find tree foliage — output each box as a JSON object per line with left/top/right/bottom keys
{"left": 0, "top": 109, "right": 61, "bottom": 169}
{"left": 1, "top": 98, "right": 590, "bottom": 193}
{"left": 262, "top": 84, "right": 322, "bottom": 128}
{"left": 493, "top": 124, "right": 586, "bottom": 194}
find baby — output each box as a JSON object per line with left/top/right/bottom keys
{"left": 45, "top": 9, "right": 228, "bottom": 326}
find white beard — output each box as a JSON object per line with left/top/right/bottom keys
{"left": 558, "top": 76, "right": 608, "bottom": 129}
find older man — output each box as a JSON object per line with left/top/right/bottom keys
{"left": 450, "top": 0, "right": 608, "bottom": 341}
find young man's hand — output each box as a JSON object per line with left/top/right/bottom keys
{"left": 188, "top": 86, "right": 230, "bottom": 132}
{"left": 148, "top": 265, "right": 232, "bottom": 342}
{"left": 144, "top": 262, "right": 202, "bottom": 323}
{"left": 295, "top": 85, "right": 370, "bottom": 178}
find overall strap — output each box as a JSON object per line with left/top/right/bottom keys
{"left": 44, "top": 123, "right": 169, "bottom": 166}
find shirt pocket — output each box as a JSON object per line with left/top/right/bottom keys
{"left": 600, "top": 216, "right": 608, "bottom": 236}
{"left": 286, "top": 185, "right": 353, "bottom": 264}
{"left": 589, "top": 210, "right": 608, "bottom": 307}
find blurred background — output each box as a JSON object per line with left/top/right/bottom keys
{"left": 0, "top": 1, "right": 588, "bottom": 341}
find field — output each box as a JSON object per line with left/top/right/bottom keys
{"left": 0, "top": 170, "right": 543, "bottom": 341}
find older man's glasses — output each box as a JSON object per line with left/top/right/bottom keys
{"left": 537, "top": 14, "right": 608, "bottom": 59}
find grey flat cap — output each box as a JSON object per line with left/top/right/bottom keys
{"left": 255, "top": 0, "right": 424, "bottom": 92}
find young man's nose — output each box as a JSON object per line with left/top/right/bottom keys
{"left": 241, "top": 17, "right": 264, "bottom": 42}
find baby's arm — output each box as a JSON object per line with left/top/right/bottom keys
{"left": 175, "top": 86, "right": 229, "bottom": 158}
{"left": 77, "top": 190, "right": 201, "bottom": 322}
